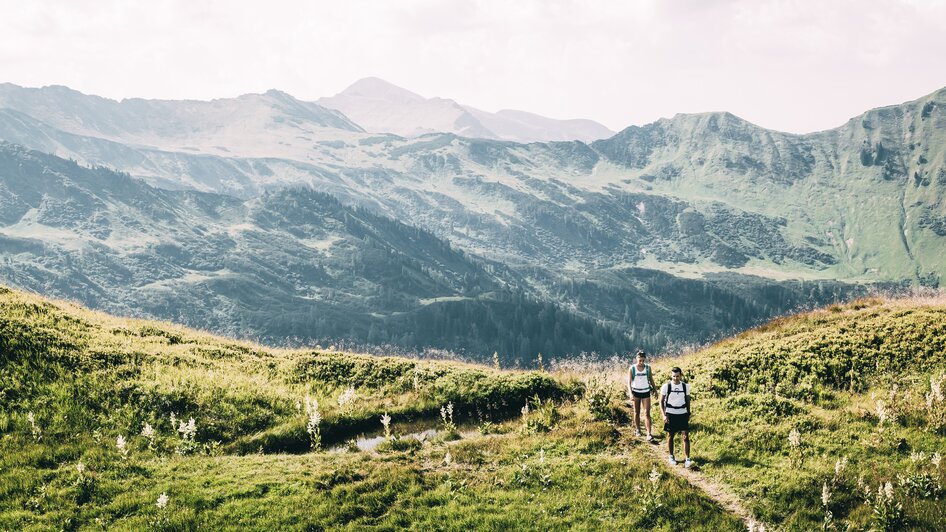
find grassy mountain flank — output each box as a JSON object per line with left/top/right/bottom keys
{"left": 0, "top": 285, "right": 738, "bottom": 530}
{"left": 0, "top": 142, "right": 861, "bottom": 359}
{"left": 2, "top": 285, "right": 944, "bottom": 529}
{"left": 641, "top": 294, "right": 946, "bottom": 529}
{"left": 0, "top": 142, "right": 639, "bottom": 361}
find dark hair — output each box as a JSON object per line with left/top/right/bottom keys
{"left": 636, "top": 350, "right": 647, "bottom": 359}
{"left": 671, "top": 367, "right": 682, "bottom": 374}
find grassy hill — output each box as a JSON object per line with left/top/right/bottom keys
{"left": 0, "top": 286, "right": 737, "bottom": 530}
{"left": 642, "top": 294, "right": 946, "bottom": 529}
{"left": 1, "top": 285, "right": 944, "bottom": 530}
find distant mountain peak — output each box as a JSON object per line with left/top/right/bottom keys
{"left": 339, "top": 77, "right": 425, "bottom": 103}
{"left": 321, "top": 77, "right": 614, "bottom": 142}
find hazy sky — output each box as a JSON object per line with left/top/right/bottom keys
{"left": 3, "top": 0, "right": 945, "bottom": 133}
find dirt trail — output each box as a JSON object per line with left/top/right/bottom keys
{"left": 617, "top": 425, "right": 762, "bottom": 530}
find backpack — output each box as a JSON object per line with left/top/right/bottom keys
{"left": 630, "top": 364, "right": 651, "bottom": 380}
{"left": 663, "top": 381, "right": 689, "bottom": 408}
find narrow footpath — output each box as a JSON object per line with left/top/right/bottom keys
{"left": 617, "top": 424, "right": 765, "bottom": 531}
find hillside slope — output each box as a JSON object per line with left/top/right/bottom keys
{"left": 0, "top": 286, "right": 741, "bottom": 530}
{"left": 0, "top": 142, "right": 859, "bottom": 359}
{"left": 642, "top": 294, "right": 946, "bottom": 530}
{"left": 0, "top": 143, "right": 638, "bottom": 361}
{"left": 1, "top": 286, "right": 943, "bottom": 529}
{"left": 1, "top": 83, "right": 943, "bottom": 284}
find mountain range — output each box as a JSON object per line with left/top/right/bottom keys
{"left": 318, "top": 77, "right": 615, "bottom": 142}
{"left": 0, "top": 81, "right": 943, "bottom": 359}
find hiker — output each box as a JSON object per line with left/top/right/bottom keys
{"left": 660, "top": 367, "right": 692, "bottom": 468}
{"left": 627, "top": 350, "right": 656, "bottom": 441}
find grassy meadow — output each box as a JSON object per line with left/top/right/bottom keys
{"left": 638, "top": 295, "right": 946, "bottom": 530}
{"left": 0, "top": 286, "right": 740, "bottom": 530}
{"left": 2, "top": 285, "right": 945, "bottom": 530}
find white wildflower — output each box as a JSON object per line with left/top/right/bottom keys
{"left": 170, "top": 412, "right": 177, "bottom": 430}
{"left": 178, "top": 418, "right": 196, "bottom": 440}
{"left": 788, "top": 428, "right": 801, "bottom": 448}
{"left": 539, "top": 448, "right": 545, "bottom": 464}
{"left": 883, "top": 481, "right": 894, "bottom": 501}
{"left": 116, "top": 435, "right": 129, "bottom": 459}
{"left": 305, "top": 397, "right": 322, "bottom": 449}
{"left": 381, "top": 412, "right": 392, "bottom": 439}
{"left": 648, "top": 465, "right": 661, "bottom": 486}
{"left": 27, "top": 411, "right": 41, "bottom": 441}
{"left": 76, "top": 462, "right": 86, "bottom": 474}
{"left": 440, "top": 402, "right": 455, "bottom": 429}
{"left": 834, "top": 456, "right": 848, "bottom": 481}
{"left": 932, "top": 452, "right": 942, "bottom": 469}
{"left": 521, "top": 400, "right": 530, "bottom": 418}
{"left": 444, "top": 451, "right": 452, "bottom": 466}
{"left": 910, "top": 451, "right": 926, "bottom": 464}
{"left": 821, "top": 482, "right": 831, "bottom": 507}
{"left": 875, "top": 399, "right": 895, "bottom": 427}
{"left": 928, "top": 376, "right": 944, "bottom": 409}
{"left": 156, "top": 492, "right": 169, "bottom": 509}
{"left": 142, "top": 423, "right": 156, "bottom": 451}
{"left": 337, "top": 387, "right": 356, "bottom": 409}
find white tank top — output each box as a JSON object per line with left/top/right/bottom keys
{"left": 630, "top": 364, "right": 651, "bottom": 392}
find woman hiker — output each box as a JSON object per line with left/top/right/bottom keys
{"left": 627, "top": 350, "right": 657, "bottom": 442}
{"left": 660, "top": 366, "right": 692, "bottom": 468}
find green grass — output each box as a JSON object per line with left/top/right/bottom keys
{"left": 5, "top": 285, "right": 945, "bottom": 530}
{"left": 642, "top": 295, "right": 946, "bottom": 530}
{"left": 0, "top": 286, "right": 741, "bottom": 530}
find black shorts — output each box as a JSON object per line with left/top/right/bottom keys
{"left": 664, "top": 413, "right": 690, "bottom": 433}
{"left": 631, "top": 390, "right": 651, "bottom": 399}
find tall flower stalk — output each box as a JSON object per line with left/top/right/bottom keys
{"left": 305, "top": 396, "right": 322, "bottom": 449}
{"left": 381, "top": 413, "right": 392, "bottom": 440}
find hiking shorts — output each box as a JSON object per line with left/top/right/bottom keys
{"left": 664, "top": 413, "right": 690, "bottom": 433}
{"left": 631, "top": 390, "right": 651, "bottom": 399}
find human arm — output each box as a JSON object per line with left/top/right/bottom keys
{"left": 659, "top": 383, "right": 668, "bottom": 421}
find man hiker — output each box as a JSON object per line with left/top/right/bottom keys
{"left": 627, "top": 350, "right": 656, "bottom": 441}
{"left": 660, "top": 367, "right": 692, "bottom": 468}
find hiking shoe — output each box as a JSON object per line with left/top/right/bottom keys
{"left": 646, "top": 434, "right": 654, "bottom": 442}
{"left": 634, "top": 429, "right": 643, "bottom": 437}
{"left": 668, "top": 455, "right": 677, "bottom": 466}
{"left": 684, "top": 458, "right": 693, "bottom": 469}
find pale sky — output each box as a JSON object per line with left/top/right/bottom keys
{"left": 2, "top": 0, "right": 946, "bottom": 134}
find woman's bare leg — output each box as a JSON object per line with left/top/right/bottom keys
{"left": 641, "top": 396, "right": 652, "bottom": 436}
{"left": 632, "top": 397, "right": 642, "bottom": 433}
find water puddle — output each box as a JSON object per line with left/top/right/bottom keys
{"left": 327, "top": 419, "right": 477, "bottom": 452}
